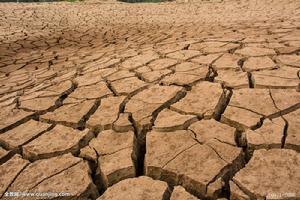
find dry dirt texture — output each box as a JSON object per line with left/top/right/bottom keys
{"left": 0, "top": 0, "right": 300, "bottom": 199}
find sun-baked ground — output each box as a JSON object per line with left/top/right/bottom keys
{"left": 0, "top": 0, "right": 300, "bottom": 199}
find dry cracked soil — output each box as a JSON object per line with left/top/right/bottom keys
{"left": 0, "top": 0, "right": 300, "bottom": 199}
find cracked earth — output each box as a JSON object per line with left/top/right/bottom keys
{"left": 0, "top": 0, "right": 300, "bottom": 199}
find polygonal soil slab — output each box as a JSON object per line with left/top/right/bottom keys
{"left": 86, "top": 96, "right": 125, "bottom": 130}
{"left": 161, "top": 62, "right": 209, "bottom": 86}
{"left": 6, "top": 154, "right": 98, "bottom": 199}
{"left": 171, "top": 186, "right": 199, "bottom": 200}
{"left": 283, "top": 109, "right": 300, "bottom": 151}
{"left": 202, "top": 43, "right": 240, "bottom": 54}
{"left": 221, "top": 89, "right": 278, "bottom": 129}
{"left": 0, "top": 155, "right": 29, "bottom": 197}
{"left": 191, "top": 53, "right": 222, "bottom": 65}
{"left": 242, "top": 118, "right": 285, "bottom": 149}
{"left": 214, "top": 70, "right": 249, "bottom": 89}
{"left": 97, "top": 176, "right": 168, "bottom": 200}
{"left": 212, "top": 53, "right": 241, "bottom": 70}
{"left": 145, "top": 130, "right": 243, "bottom": 198}
{"left": 140, "top": 69, "right": 172, "bottom": 82}
{"left": 40, "top": 100, "right": 96, "bottom": 128}
{"left": 22, "top": 125, "right": 93, "bottom": 161}
{"left": 19, "top": 96, "right": 59, "bottom": 112}
{"left": 81, "top": 129, "right": 135, "bottom": 186}
{"left": 0, "top": 105, "right": 34, "bottom": 133}
{"left": 231, "top": 149, "right": 300, "bottom": 199}
{"left": 251, "top": 66, "right": 299, "bottom": 88}
{"left": 147, "top": 58, "right": 178, "bottom": 70}
{"left": 0, "top": 146, "right": 13, "bottom": 164}
{"left": 110, "top": 77, "right": 148, "bottom": 95}
{"left": 121, "top": 52, "right": 159, "bottom": 70}
{"left": 161, "top": 71, "right": 206, "bottom": 86}
{"left": 23, "top": 80, "right": 73, "bottom": 98}
{"left": 74, "top": 71, "right": 103, "bottom": 87}
{"left": 269, "top": 88, "right": 300, "bottom": 112}
{"left": 68, "top": 81, "right": 111, "bottom": 99}
{"left": 0, "top": 119, "right": 51, "bottom": 150}
{"left": 235, "top": 47, "right": 276, "bottom": 57}
{"left": 154, "top": 109, "right": 198, "bottom": 132}
{"left": 125, "top": 84, "right": 184, "bottom": 127}
{"left": 167, "top": 50, "right": 200, "bottom": 60}
{"left": 106, "top": 70, "right": 135, "bottom": 82}
{"left": 171, "top": 81, "right": 224, "bottom": 118}
{"left": 243, "top": 56, "right": 276, "bottom": 72}
{"left": 112, "top": 113, "right": 133, "bottom": 132}
{"left": 189, "top": 41, "right": 227, "bottom": 51}
{"left": 188, "top": 119, "right": 236, "bottom": 145}
{"left": 276, "top": 54, "right": 300, "bottom": 67}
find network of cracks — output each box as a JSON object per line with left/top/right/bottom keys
{"left": 0, "top": 1, "right": 300, "bottom": 200}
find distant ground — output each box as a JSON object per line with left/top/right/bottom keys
{"left": 0, "top": 0, "right": 299, "bottom": 199}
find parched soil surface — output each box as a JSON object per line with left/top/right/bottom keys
{"left": 0, "top": 0, "right": 300, "bottom": 199}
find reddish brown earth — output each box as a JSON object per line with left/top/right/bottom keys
{"left": 0, "top": 0, "right": 299, "bottom": 199}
